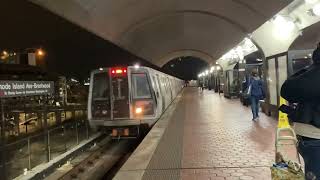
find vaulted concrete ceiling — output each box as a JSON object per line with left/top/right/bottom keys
{"left": 290, "top": 21, "right": 320, "bottom": 50}
{"left": 30, "top": 0, "right": 292, "bottom": 66}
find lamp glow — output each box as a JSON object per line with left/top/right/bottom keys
{"left": 116, "top": 69, "right": 123, "bottom": 74}
{"left": 312, "top": 3, "right": 320, "bottom": 16}
{"left": 37, "top": 49, "right": 44, "bottom": 56}
{"left": 135, "top": 107, "right": 142, "bottom": 114}
{"left": 273, "top": 15, "right": 295, "bottom": 39}
{"left": 134, "top": 64, "right": 140, "bottom": 69}
{"left": 305, "top": 0, "right": 318, "bottom": 4}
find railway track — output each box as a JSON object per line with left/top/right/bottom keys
{"left": 45, "top": 136, "right": 140, "bottom": 180}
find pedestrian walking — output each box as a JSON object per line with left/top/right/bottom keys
{"left": 280, "top": 43, "right": 320, "bottom": 180}
{"left": 247, "top": 70, "right": 265, "bottom": 121}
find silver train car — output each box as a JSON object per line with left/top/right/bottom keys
{"left": 88, "top": 66, "right": 184, "bottom": 137}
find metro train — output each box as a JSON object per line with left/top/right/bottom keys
{"left": 88, "top": 66, "right": 184, "bottom": 137}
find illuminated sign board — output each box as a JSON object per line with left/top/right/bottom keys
{"left": 0, "top": 81, "right": 54, "bottom": 98}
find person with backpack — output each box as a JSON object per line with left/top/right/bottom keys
{"left": 280, "top": 43, "right": 320, "bottom": 179}
{"left": 248, "top": 69, "right": 265, "bottom": 121}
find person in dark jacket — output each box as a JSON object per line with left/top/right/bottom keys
{"left": 249, "top": 70, "right": 265, "bottom": 121}
{"left": 280, "top": 43, "right": 320, "bottom": 180}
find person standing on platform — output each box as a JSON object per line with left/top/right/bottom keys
{"left": 248, "top": 69, "right": 265, "bottom": 121}
{"left": 280, "top": 43, "right": 320, "bottom": 180}
{"left": 217, "top": 78, "right": 221, "bottom": 95}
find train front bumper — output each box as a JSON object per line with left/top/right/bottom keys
{"left": 89, "top": 119, "right": 157, "bottom": 127}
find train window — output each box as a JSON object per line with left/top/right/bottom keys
{"left": 151, "top": 76, "right": 156, "bottom": 89}
{"left": 132, "top": 73, "right": 152, "bottom": 99}
{"left": 152, "top": 76, "right": 158, "bottom": 94}
{"left": 92, "top": 72, "right": 109, "bottom": 99}
{"left": 292, "top": 58, "right": 312, "bottom": 74}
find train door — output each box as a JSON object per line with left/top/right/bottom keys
{"left": 152, "top": 75, "right": 162, "bottom": 115}
{"left": 90, "top": 71, "right": 112, "bottom": 120}
{"left": 167, "top": 77, "right": 173, "bottom": 101}
{"left": 157, "top": 75, "right": 166, "bottom": 112}
{"left": 162, "top": 77, "right": 169, "bottom": 108}
{"left": 110, "top": 68, "right": 130, "bottom": 119}
{"left": 153, "top": 75, "right": 162, "bottom": 114}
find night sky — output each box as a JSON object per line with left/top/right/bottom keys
{"left": 0, "top": 0, "right": 208, "bottom": 80}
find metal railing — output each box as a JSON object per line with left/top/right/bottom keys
{"left": 0, "top": 119, "right": 94, "bottom": 180}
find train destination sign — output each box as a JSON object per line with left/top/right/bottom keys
{"left": 0, "top": 81, "right": 54, "bottom": 98}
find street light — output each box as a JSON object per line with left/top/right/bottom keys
{"left": 37, "top": 49, "right": 45, "bottom": 56}
{"left": 1, "top": 51, "right": 9, "bottom": 60}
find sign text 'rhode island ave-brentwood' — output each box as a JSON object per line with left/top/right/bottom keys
{"left": 0, "top": 81, "right": 54, "bottom": 98}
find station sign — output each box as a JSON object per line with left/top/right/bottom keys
{"left": 0, "top": 81, "right": 54, "bottom": 98}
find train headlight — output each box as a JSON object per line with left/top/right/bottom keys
{"left": 135, "top": 107, "right": 143, "bottom": 114}
{"left": 133, "top": 100, "right": 154, "bottom": 117}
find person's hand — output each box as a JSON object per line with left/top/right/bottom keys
{"left": 279, "top": 104, "right": 294, "bottom": 114}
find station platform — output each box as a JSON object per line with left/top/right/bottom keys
{"left": 115, "top": 87, "right": 277, "bottom": 180}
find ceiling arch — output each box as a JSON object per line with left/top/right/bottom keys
{"left": 289, "top": 21, "right": 320, "bottom": 50}
{"left": 119, "top": 10, "right": 249, "bottom": 43}
{"left": 156, "top": 49, "right": 214, "bottom": 67}
{"left": 121, "top": 12, "right": 247, "bottom": 64}
{"left": 30, "top": 0, "right": 292, "bottom": 65}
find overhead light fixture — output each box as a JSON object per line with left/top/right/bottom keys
{"left": 312, "top": 3, "right": 320, "bottom": 16}
{"left": 134, "top": 64, "right": 140, "bottom": 69}
{"left": 273, "top": 15, "right": 296, "bottom": 39}
{"left": 305, "top": 0, "right": 318, "bottom": 4}
{"left": 99, "top": 68, "right": 103, "bottom": 71}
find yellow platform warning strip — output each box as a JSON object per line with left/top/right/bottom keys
{"left": 278, "top": 96, "right": 290, "bottom": 128}
{"left": 274, "top": 96, "right": 301, "bottom": 174}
